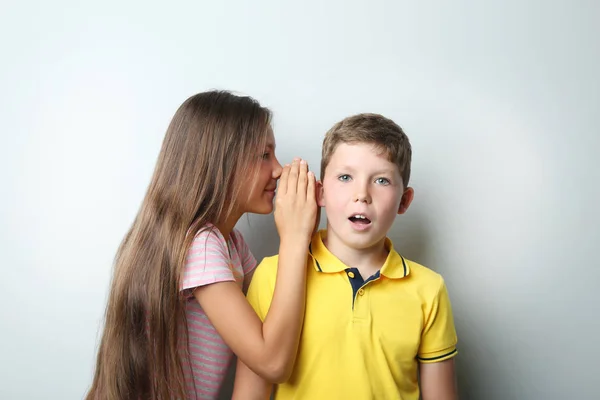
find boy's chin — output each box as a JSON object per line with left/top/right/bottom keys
{"left": 346, "top": 236, "right": 387, "bottom": 250}
{"left": 329, "top": 225, "right": 387, "bottom": 249}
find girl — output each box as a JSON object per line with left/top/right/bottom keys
{"left": 87, "top": 90, "right": 317, "bottom": 399}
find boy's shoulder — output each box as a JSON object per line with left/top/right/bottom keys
{"left": 250, "top": 234, "right": 449, "bottom": 297}
{"left": 403, "top": 256, "right": 444, "bottom": 281}
{"left": 254, "top": 250, "right": 446, "bottom": 286}
{"left": 379, "top": 235, "right": 448, "bottom": 293}
{"left": 399, "top": 256, "right": 448, "bottom": 296}
{"left": 254, "top": 252, "right": 313, "bottom": 271}
{"left": 250, "top": 252, "right": 311, "bottom": 286}
{"left": 256, "top": 254, "right": 281, "bottom": 271}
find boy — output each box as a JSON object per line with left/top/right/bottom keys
{"left": 233, "top": 114, "right": 458, "bottom": 400}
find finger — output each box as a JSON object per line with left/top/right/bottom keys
{"left": 287, "top": 158, "right": 300, "bottom": 194}
{"left": 278, "top": 164, "right": 291, "bottom": 196}
{"left": 306, "top": 170, "right": 316, "bottom": 202}
{"left": 313, "top": 206, "right": 322, "bottom": 234}
{"left": 297, "top": 159, "right": 308, "bottom": 193}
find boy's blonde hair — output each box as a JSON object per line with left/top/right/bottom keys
{"left": 320, "top": 113, "right": 412, "bottom": 188}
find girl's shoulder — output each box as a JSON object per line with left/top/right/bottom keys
{"left": 189, "top": 224, "right": 248, "bottom": 252}
{"left": 229, "top": 227, "right": 244, "bottom": 241}
{"left": 189, "top": 224, "right": 227, "bottom": 251}
{"left": 229, "top": 228, "right": 250, "bottom": 250}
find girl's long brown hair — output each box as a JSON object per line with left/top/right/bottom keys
{"left": 86, "top": 91, "right": 271, "bottom": 399}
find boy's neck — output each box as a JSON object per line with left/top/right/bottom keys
{"left": 322, "top": 228, "right": 389, "bottom": 278}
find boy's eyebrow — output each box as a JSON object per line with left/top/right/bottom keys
{"left": 333, "top": 164, "right": 358, "bottom": 171}
{"left": 372, "top": 168, "right": 397, "bottom": 176}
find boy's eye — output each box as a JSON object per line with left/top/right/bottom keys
{"left": 375, "top": 177, "right": 390, "bottom": 185}
{"left": 338, "top": 174, "right": 351, "bottom": 182}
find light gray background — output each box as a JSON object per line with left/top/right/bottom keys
{"left": 1, "top": 1, "right": 598, "bottom": 399}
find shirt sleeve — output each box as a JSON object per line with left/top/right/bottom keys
{"left": 180, "top": 227, "right": 235, "bottom": 297}
{"left": 245, "top": 256, "right": 277, "bottom": 321}
{"left": 417, "top": 275, "right": 458, "bottom": 363}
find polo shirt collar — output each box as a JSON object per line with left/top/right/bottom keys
{"left": 308, "top": 230, "right": 410, "bottom": 279}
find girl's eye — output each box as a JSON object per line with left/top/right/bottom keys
{"left": 338, "top": 174, "right": 351, "bottom": 182}
{"left": 375, "top": 177, "right": 390, "bottom": 185}
{"left": 262, "top": 152, "right": 270, "bottom": 160}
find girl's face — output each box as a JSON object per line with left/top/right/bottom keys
{"left": 239, "top": 128, "right": 282, "bottom": 214}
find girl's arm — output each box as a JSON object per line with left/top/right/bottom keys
{"left": 194, "top": 159, "right": 316, "bottom": 383}
{"left": 232, "top": 359, "right": 273, "bottom": 400}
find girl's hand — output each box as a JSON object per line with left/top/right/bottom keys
{"left": 274, "top": 158, "right": 318, "bottom": 245}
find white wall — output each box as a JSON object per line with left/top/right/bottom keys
{"left": 1, "top": 1, "right": 598, "bottom": 399}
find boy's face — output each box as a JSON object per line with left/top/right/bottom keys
{"left": 317, "top": 142, "right": 414, "bottom": 250}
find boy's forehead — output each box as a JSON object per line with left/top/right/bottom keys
{"left": 329, "top": 142, "right": 392, "bottom": 165}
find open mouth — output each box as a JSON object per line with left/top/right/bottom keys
{"left": 348, "top": 214, "right": 371, "bottom": 225}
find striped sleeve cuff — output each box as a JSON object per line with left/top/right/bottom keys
{"left": 417, "top": 346, "right": 458, "bottom": 363}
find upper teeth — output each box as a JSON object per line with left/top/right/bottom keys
{"left": 353, "top": 215, "right": 366, "bottom": 219}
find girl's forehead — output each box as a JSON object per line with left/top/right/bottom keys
{"left": 266, "top": 128, "right": 276, "bottom": 147}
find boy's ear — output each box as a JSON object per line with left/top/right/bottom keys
{"left": 316, "top": 180, "right": 326, "bottom": 207}
{"left": 398, "top": 187, "right": 414, "bottom": 215}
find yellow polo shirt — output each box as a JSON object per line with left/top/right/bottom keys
{"left": 246, "top": 230, "right": 458, "bottom": 400}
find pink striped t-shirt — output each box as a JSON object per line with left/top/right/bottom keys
{"left": 180, "top": 225, "right": 257, "bottom": 400}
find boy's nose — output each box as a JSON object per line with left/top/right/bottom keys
{"left": 353, "top": 191, "right": 371, "bottom": 204}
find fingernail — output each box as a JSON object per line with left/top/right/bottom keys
{"left": 293, "top": 157, "right": 301, "bottom": 161}
{"left": 300, "top": 159, "right": 306, "bottom": 164}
